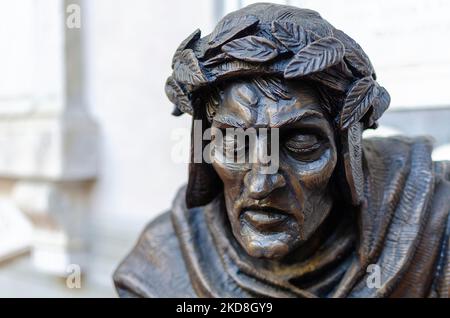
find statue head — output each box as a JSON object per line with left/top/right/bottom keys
{"left": 165, "top": 3, "right": 390, "bottom": 260}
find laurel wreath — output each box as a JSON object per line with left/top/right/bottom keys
{"left": 166, "top": 17, "right": 390, "bottom": 131}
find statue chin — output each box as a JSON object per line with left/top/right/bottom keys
{"left": 239, "top": 235, "right": 293, "bottom": 260}
{"left": 235, "top": 214, "right": 302, "bottom": 260}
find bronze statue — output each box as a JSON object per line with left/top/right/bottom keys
{"left": 114, "top": 3, "right": 449, "bottom": 297}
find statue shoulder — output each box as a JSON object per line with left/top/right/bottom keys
{"left": 427, "top": 204, "right": 450, "bottom": 298}
{"left": 432, "top": 160, "right": 450, "bottom": 297}
{"left": 113, "top": 211, "right": 196, "bottom": 297}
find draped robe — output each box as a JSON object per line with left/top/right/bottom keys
{"left": 114, "top": 137, "right": 450, "bottom": 298}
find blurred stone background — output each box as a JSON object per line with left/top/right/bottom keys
{"left": 0, "top": 0, "right": 449, "bottom": 297}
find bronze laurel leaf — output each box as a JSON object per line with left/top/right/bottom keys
{"left": 367, "top": 86, "right": 391, "bottom": 127}
{"left": 203, "top": 53, "right": 232, "bottom": 66}
{"left": 165, "top": 76, "right": 193, "bottom": 115}
{"left": 340, "top": 76, "right": 377, "bottom": 130}
{"left": 222, "top": 36, "right": 278, "bottom": 63}
{"left": 333, "top": 29, "right": 374, "bottom": 78}
{"left": 271, "top": 20, "right": 307, "bottom": 52}
{"left": 307, "top": 61, "right": 354, "bottom": 92}
{"left": 207, "top": 15, "right": 259, "bottom": 50}
{"left": 171, "top": 29, "right": 201, "bottom": 69}
{"left": 284, "top": 36, "right": 345, "bottom": 78}
{"left": 173, "top": 49, "right": 208, "bottom": 86}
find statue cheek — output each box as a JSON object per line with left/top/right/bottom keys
{"left": 211, "top": 161, "right": 249, "bottom": 208}
{"left": 284, "top": 148, "right": 337, "bottom": 190}
{"left": 302, "top": 193, "right": 334, "bottom": 240}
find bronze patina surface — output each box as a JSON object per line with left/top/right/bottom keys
{"left": 114, "top": 3, "right": 450, "bottom": 298}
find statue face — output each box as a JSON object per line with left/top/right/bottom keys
{"left": 210, "top": 78, "right": 337, "bottom": 260}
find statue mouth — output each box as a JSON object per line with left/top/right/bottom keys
{"left": 241, "top": 207, "right": 290, "bottom": 232}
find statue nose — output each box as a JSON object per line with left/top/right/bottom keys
{"left": 244, "top": 168, "right": 286, "bottom": 200}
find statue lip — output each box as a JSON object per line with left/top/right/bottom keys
{"left": 241, "top": 207, "right": 290, "bottom": 231}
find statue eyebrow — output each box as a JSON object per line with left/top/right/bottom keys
{"left": 212, "top": 110, "right": 324, "bottom": 129}
{"left": 271, "top": 110, "right": 324, "bottom": 128}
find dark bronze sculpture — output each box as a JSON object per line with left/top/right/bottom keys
{"left": 114, "top": 3, "right": 450, "bottom": 297}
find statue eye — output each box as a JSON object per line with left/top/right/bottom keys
{"left": 284, "top": 133, "right": 323, "bottom": 159}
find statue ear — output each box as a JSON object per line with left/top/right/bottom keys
{"left": 185, "top": 107, "right": 223, "bottom": 208}
{"left": 341, "top": 121, "right": 365, "bottom": 206}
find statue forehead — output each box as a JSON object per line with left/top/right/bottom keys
{"left": 213, "top": 79, "right": 326, "bottom": 128}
